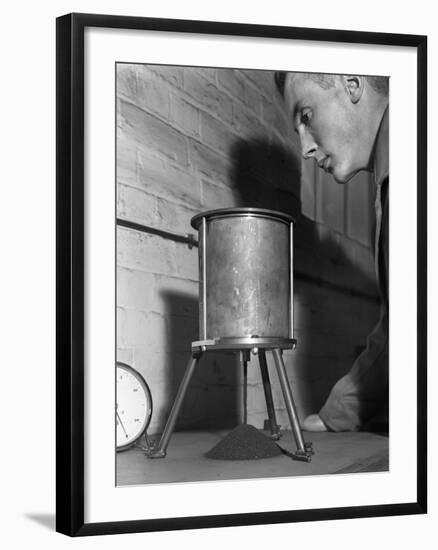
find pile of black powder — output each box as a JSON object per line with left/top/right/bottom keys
{"left": 205, "top": 424, "right": 283, "bottom": 460}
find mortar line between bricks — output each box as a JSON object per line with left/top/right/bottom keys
{"left": 146, "top": 66, "right": 185, "bottom": 88}
{"left": 213, "top": 79, "right": 268, "bottom": 120}
{"left": 238, "top": 71, "right": 278, "bottom": 102}
{"left": 177, "top": 96, "right": 237, "bottom": 136}
{"left": 116, "top": 305, "right": 169, "bottom": 316}
{"left": 120, "top": 95, "right": 236, "bottom": 164}
{"left": 120, "top": 88, "right": 235, "bottom": 141}
{"left": 116, "top": 177, "right": 203, "bottom": 210}
{"left": 116, "top": 261, "right": 199, "bottom": 283}
{"left": 119, "top": 96, "right": 191, "bottom": 142}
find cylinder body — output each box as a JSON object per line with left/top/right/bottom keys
{"left": 191, "top": 208, "right": 294, "bottom": 342}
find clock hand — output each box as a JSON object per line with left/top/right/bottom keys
{"left": 116, "top": 410, "right": 129, "bottom": 438}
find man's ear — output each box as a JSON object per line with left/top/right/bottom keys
{"left": 343, "top": 75, "right": 364, "bottom": 104}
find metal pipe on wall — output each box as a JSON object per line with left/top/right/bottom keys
{"left": 116, "top": 217, "right": 197, "bottom": 249}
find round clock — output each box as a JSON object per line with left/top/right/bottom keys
{"left": 116, "top": 362, "right": 153, "bottom": 451}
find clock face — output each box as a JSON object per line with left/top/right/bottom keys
{"left": 116, "top": 364, "right": 152, "bottom": 450}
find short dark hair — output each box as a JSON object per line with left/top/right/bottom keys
{"left": 367, "top": 76, "right": 389, "bottom": 96}
{"left": 274, "top": 71, "right": 388, "bottom": 97}
{"left": 274, "top": 71, "right": 287, "bottom": 97}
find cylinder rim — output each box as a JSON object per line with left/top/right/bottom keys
{"left": 190, "top": 207, "right": 296, "bottom": 230}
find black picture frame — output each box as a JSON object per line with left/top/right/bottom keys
{"left": 56, "top": 12, "right": 427, "bottom": 537}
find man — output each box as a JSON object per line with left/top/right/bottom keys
{"left": 275, "top": 72, "right": 389, "bottom": 432}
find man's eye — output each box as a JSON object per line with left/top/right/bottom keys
{"left": 301, "top": 109, "right": 312, "bottom": 126}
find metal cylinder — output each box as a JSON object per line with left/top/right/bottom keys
{"left": 191, "top": 208, "right": 295, "bottom": 343}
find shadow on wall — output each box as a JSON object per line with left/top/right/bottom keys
{"left": 160, "top": 289, "right": 241, "bottom": 430}
{"left": 229, "top": 138, "right": 301, "bottom": 218}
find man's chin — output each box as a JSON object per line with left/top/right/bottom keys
{"left": 332, "top": 173, "right": 347, "bottom": 184}
{"left": 332, "top": 168, "right": 356, "bottom": 184}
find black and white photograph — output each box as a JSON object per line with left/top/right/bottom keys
{"left": 53, "top": 11, "right": 427, "bottom": 538}
{"left": 115, "top": 63, "right": 390, "bottom": 485}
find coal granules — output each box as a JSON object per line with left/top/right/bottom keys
{"left": 205, "top": 424, "right": 283, "bottom": 460}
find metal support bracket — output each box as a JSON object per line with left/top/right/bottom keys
{"left": 259, "top": 349, "right": 282, "bottom": 440}
{"left": 272, "top": 348, "right": 313, "bottom": 462}
{"left": 145, "top": 351, "right": 201, "bottom": 459}
{"left": 146, "top": 342, "right": 314, "bottom": 462}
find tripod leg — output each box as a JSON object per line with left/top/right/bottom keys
{"left": 272, "top": 349, "right": 313, "bottom": 462}
{"left": 242, "top": 354, "right": 248, "bottom": 425}
{"left": 258, "top": 349, "right": 281, "bottom": 439}
{"left": 147, "top": 353, "right": 201, "bottom": 458}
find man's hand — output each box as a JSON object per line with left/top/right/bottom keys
{"left": 302, "top": 414, "right": 329, "bottom": 432}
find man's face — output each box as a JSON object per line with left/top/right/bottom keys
{"left": 284, "top": 74, "right": 364, "bottom": 184}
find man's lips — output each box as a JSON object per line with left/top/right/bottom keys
{"left": 317, "top": 157, "right": 331, "bottom": 172}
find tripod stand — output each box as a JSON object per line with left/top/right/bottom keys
{"left": 146, "top": 336, "right": 313, "bottom": 462}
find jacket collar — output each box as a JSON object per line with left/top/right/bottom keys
{"left": 373, "top": 106, "right": 389, "bottom": 187}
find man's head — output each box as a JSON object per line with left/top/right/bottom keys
{"left": 276, "top": 72, "right": 388, "bottom": 183}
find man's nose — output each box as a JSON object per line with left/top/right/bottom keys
{"left": 300, "top": 132, "right": 317, "bottom": 159}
